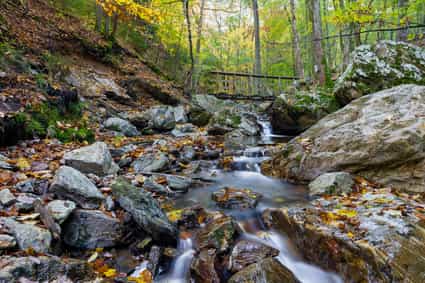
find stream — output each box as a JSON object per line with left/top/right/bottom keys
{"left": 157, "top": 120, "right": 342, "bottom": 283}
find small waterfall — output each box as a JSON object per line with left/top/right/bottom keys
{"left": 243, "top": 231, "right": 343, "bottom": 283}
{"left": 158, "top": 238, "right": 195, "bottom": 283}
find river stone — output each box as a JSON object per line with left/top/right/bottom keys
{"left": 111, "top": 178, "right": 178, "bottom": 243}
{"left": 270, "top": 90, "right": 340, "bottom": 134}
{"left": 50, "top": 166, "right": 104, "bottom": 209}
{"left": 149, "top": 106, "right": 176, "bottom": 131}
{"left": 229, "top": 240, "right": 279, "bottom": 272}
{"left": 173, "top": 105, "right": 188, "bottom": 123}
{"left": 104, "top": 117, "right": 140, "bottom": 137}
{"left": 0, "top": 234, "right": 16, "bottom": 249}
{"left": 212, "top": 187, "right": 262, "bottom": 209}
{"left": 334, "top": 41, "right": 425, "bottom": 105}
{"left": 63, "top": 142, "right": 119, "bottom": 176}
{"left": 15, "top": 193, "right": 39, "bottom": 212}
{"left": 308, "top": 172, "right": 354, "bottom": 196}
{"left": 190, "top": 249, "right": 220, "bottom": 283}
{"left": 166, "top": 175, "right": 192, "bottom": 192}
{"left": 0, "top": 255, "right": 95, "bottom": 283}
{"left": 171, "top": 123, "right": 197, "bottom": 137}
{"left": 228, "top": 257, "right": 299, "bottom": 283}
{"left": 63, "top": 209, "right": 125, "bottom": 249}
{"left": 196, "top": 213, "right": 237, "bottom": 252}
{"left": 263, "top": 84, "right": 425, "bottom": 193}
{"left": 132, "top": 152, "right": 169, "bottom": 173}
{"left": 2, "top": 218, "right": 51, "bottom": 253}
{"left": 238, "top": 115, "right": 260, "bottom": 136}
{"left": 0, "top": 189, "right": 15, "bottom": 206}
{"left": 46, "top": 200, "right": 76, "bottom": 224}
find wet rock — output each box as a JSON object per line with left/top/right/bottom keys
{"left": 133, "top": 152, "right": 169, "bottom": 173}
{"left": 181, "top": 145, "right": 197, "bottom": 162}
{"left": 0, "top": 154, "right": 13, "bottom": 170}
{"left": 173, "top": 105, "right": 188, "bottom": 123}
{"left": 263, "top": 185, "right": 425, "bottom": 283}
{"left": 104, "top": 117, "right": 140, "bottom": 137}
{"left": 46, "top": 200, "right": 76, "bottom": 224}
{"left": 63, "top": 142, "right": 119, "bottom": 176}
{"left": 15, "top": 193, "right": 39, "bottom": 212}
{"left": 126, "top": 111, "right": 150, "bottom": 130}
{"left": 166, "top": 175, "right": 192, "bottom": 192}
{"left": 111, "top": 178, "right": 178, "bottom": 243}
{"left": 0, "top": 189, "right": 15, "bottom": 206}
{"left": 63, "top": 209, "right": 125, "bottom": 249}
{"left": 147, "top": 245, "right": 162, "bottom": 277}
{"left": 15, "top": 179, "right": 48, "bottom": 195}
{"left": 149, "top": 106, "right": 176, "bottom": 131}
{"left": 2, "top": 218, "right": 51, "bottom": 253}
{"left": 270, "top": 90, "right": 340, "bottom": 134}
{"left": 143, "top": 176, "right": 168, "bottom": 194}
{"left": 334, "top": 41, "right": 425, "bottom": 105}
{"left": 207, "top": 124, "right": 233, "bottom": 135}
{"left": 228, "top": 258, "right": 299, "bottom": 283}
{"left": 264, "top": 84, "right": 425, "bottom": 193}
{"left": 190, "top": 249, "right": 220, "bottom": 283}
{"left": 308, "top": 172, "right": 354, "bottom": 196}
{"left": 0, "top": 255, "right": 95, "bottom": 283}
{"left": 238, "top": 115, "right": 260, "bottom": 136}
{"left": 105, "top": 196, "right": 115, "bottom": 211}
{"left": 50, "top": 166, "right": 104, "bottom": 209}
{"left": 171, "top": 123, "right": 197, "bottom": 137}
{"left": 212, "top": 187, "right": 262, "bottom": 209}
{"left": 229, "top": 240, "right": 279, "bottom": 272}
{"left": 196, "top": 213, "right": 237, "bottom": 252}
{"left": 0, "top": 234, "right": 16, "bottom": 249}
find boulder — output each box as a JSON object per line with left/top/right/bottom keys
{"left": 263, "top": 84, "right": 425, "bottom": 193}
{"left": 46, "top": 200, "right": 76, "bottom": 224}
{"left": 270, "top": 90, "right": 340, "bottom": 134}
{"left": 104, "top": 117, "right": 140, "bottom": 137}
{"left": 50, "top": 166, "right": 104, "bottom": 209}
{"left": 173, "top": 105, "right": 188, "bottom": 123}
{"left": 132, "top": 152, "right": 169, "bottom": 173}
{"left": 0, "top": 189, "right": 15, "bottom": 206}
{"left": 190, "top": 249, "right": 220, "bottom": 283}
{"left": 228, "top": 258, "right": 299, "bottom": 283}
{"left": 15, "top": 193, "right": 39, "bottom": 212}
{"left": 111, "top": 178, "right": 178, "bottom": 243}
{"left": 148, "top": 106, "right": 176, "bottom": 131}
{"left": 166, "top": 175, "right": 192, "bottom": 192}
{"left": 2, "top": 218, "right": 51, "bottom": 253}
{"left": 238, "top": 115, "right": 260, "bottom": 136}
{"left": 229, "top": 240, "right": 279, "bottom": 272}
{"left": 63, "top": 142, "right": 119, "bottom": 176}
{"left": 63, "top": 209, "right": 125, "bottom": 249}
{"left": 0, "top": 256, "right": 95, "bottom": 283}
{"left": 188, "top": 94, "right": 236, "bottom": 127}
{"left": 196, "top": 213, "right": 236, "bottom": 252}
{"left": 334, "top": 41, "right": 425, "bottom": 105}
{"left": 171, "top": 123, "right": 198, "bottom": 137}
{"left": 308, "top": 172, "right": 354, "bottom": 196}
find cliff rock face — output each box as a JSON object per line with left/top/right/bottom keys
{"left": 263, "top": 84, "right": 425, "bottom": 193}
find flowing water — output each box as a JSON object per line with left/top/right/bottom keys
{"left": 158, "top": 119, "right": 342, "bottom": 283}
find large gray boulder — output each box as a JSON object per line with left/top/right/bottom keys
{"left": 63, "top": 209, "right": 126, "bottom": 249}
{"left": 63, "top": 142, "right": 119, "bottom": 176}
{"left": 2, "top": 218, "right": 51, "bottom": 253}
{"left": 111, "top": 178, "right": 178, "bottom": 243}
{"left": 46, "top": 200, "right": 76, "bottom": 224}
{"left": 50, "top": 166, "right": 104, "bottom": 209}
{"left": 132, "top": 152, "right": 169, "bottom": 173}
{"left": 263, "top": 84, "right": 425, "bottom": 193}
{"left": 104, "top": 117, "right": 140, "bottom": 137}
{"left": 334, "top": 41, "right": 425, "bottom": 105}
{"left": 270, "top": 90, "right": 340, "bottom": 134}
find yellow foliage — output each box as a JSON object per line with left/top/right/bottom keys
{"left": 96, "top": 0, "right": 161, "bottom": 24}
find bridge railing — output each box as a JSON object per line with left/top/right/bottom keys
{"left": 207, "top": 71, "right": 298, "bottom": 97}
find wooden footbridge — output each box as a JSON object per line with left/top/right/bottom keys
{"left": 206, "top": 71, "right": 298, "bottom": 101}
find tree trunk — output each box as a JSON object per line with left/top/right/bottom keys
{"left": 111, "top": 13, "right": 119, "bottom": 38}
{"left": 310, "top": 0, "right": 326, "bottom": 84}
{"left": 95, "top": 3, "right": 103, "bottom": 32}
{"left": 289, "top": 0, "right": 304, "bottom": 78}
{"left": 104, "top": 15, "right": 110, "bottom": 37}
{"left": 183, "top": 0, "right": 195, "bottom": 95}
{"left": 251, "top": 0, "right": 262, "bottom": 94}
{"left": 336, "top": 0, "right": 350, "bottom": 69}
{"left": 193, "top": 0, "right": 206, "bottom": 91}
{"left": 396, "top": 0, "right": 409, "bottom": 41}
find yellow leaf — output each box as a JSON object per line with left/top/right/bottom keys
{"left": 167, "top": 209, "right": 183, "bottom": 222}
{"left": 104, "top": 268, "right": 117, "bottom": 278}
{"left": 16, "top": 157, "right": 31, "bottom": 170}
{"left": 335, "top": 209, "right": 357, "bottom": 218}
